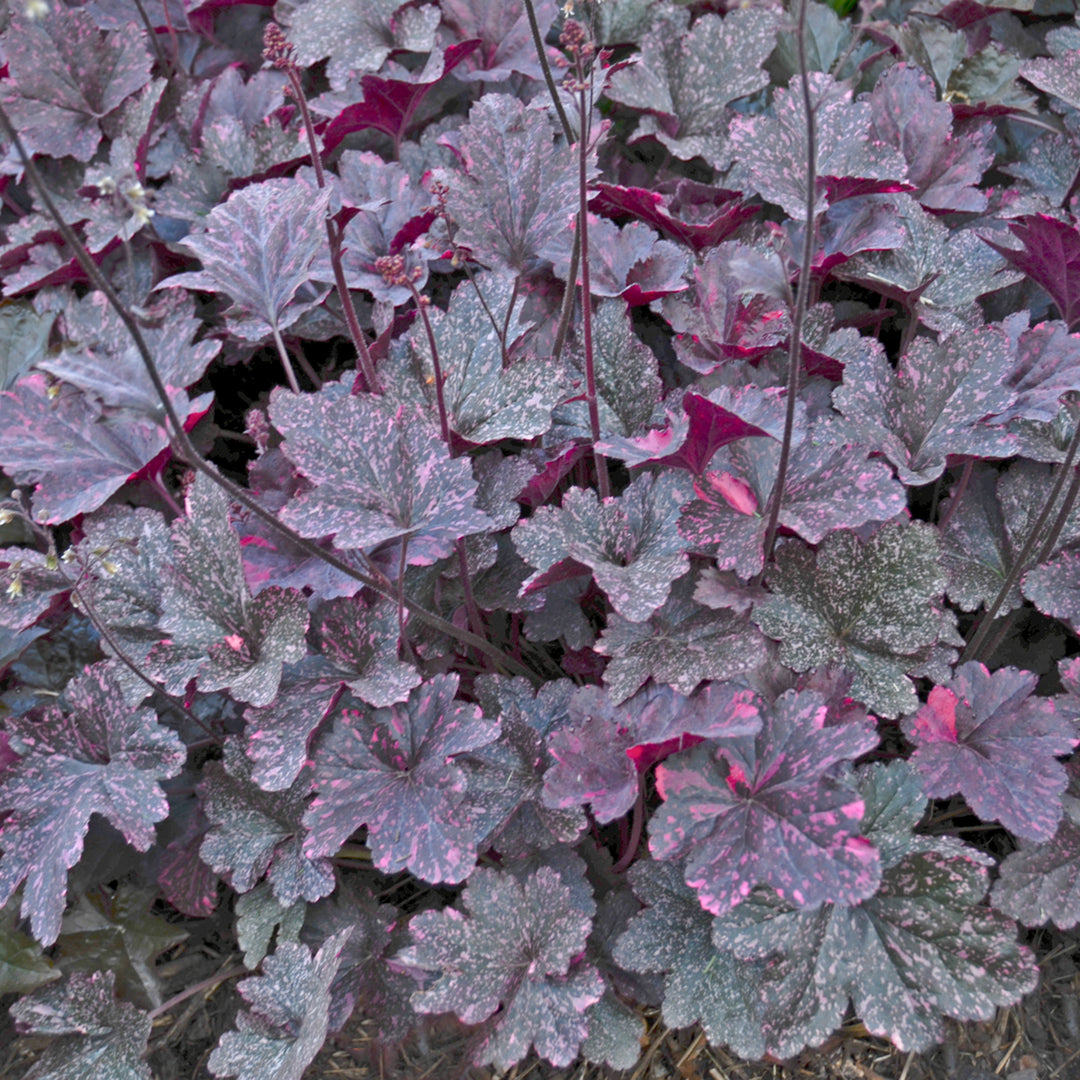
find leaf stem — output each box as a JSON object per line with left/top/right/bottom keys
{"left": 523, "top": 0, "right": 575, "bottom": 144}
{"left": 271, "top": 323, "right": 302, "bottom": 394}
{"left": 759, "top": 0, "right": 816, "bottom": 569}
{"left": 147, "top": 966, "right": 247, "bottom": 1021}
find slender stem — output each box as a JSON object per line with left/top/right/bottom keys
{"left": 460, "top": 258, "right": 509, "bottom": 358}
{"left": 456, "top": 539, "right": 488, "bottom": 644}
{"left": 500, "top": 277, "right": 520, "bottom": 369}
{"left": 612, "top": 775, "right": 646, "bottom": 874}
{"left": 963, "top": 418, "right": 1080, "bottom": 662}
{"left": 0, "top": 103, "right": 538, "bottom": 684}
{"left": 1033, "top": 453, "right": 1080, "bottom": 564}
{"left": 577, "top": 88, "right": 609, "bottom": 501}
{"left": 282, "top": 62, "right": 381, "bottom": 393}
{"left": 409, "top": 284, "right": 451, "bottom": 444}
{"left": 148, "top": 967, "right": 247, "bottom": 1021}
{"left": 271, "top": 323, "right": 302, "bottom": 394}
{"left": 553, "top": 232, "right": 580, "bottom": 361}
{"left": 759, "top": 0, "right": 816, "bottom": 570}
{"left": 523, "top": 0, "right": 575, "bottom": 143}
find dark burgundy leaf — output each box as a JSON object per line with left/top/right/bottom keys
{"left": 395, "top": 866, "right": 604, "bottom": 1070}
{"left": 981, "top": 214, "right": 1080, "bottom": 331}
{"left": 439, "top": 0, "right": 557, "bottom": 82}
{"left": 304, "top": 675, "right": 499, "bottom": 883}
{"left": 902, "top": 661, "right": 1078, "bottom": 841}
{"left": 590, "top": 181, "right": 757, "bottom": 252}
{"left": 0, "top": 662, "right": 185, "bottom": 945}
{"left": 320, "top": 42, "right": 481, "bottom": 151}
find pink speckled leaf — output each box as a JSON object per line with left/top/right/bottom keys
{"left": 0, "top": 662, "right": 185, "bottom": 945}
{"left": 612, "top": 859, "right": 765, "bottom": 1059}
{"left": 752, "top": 523, "right": 955, "bottom": 718}
{"left": 10, "top": 971, "right": 151, "bottom": 1080}
{"left": 714, "top": 762, "right": 1038, "bottom": 1056}
{"left": 868, "top": 63, "right": 992, "bottom": 212}
{"left": 304, "top": 675, "right": 499, "bottom": 883}
{"left": 997, "top": 320, "right": 1080, "bottom": 424}
{"left": 405, "top": 275, "right": 569, "bottom": 444}
{"left": 902, "top": 661, "right": 1077, "bottom": 841}
{"left": 395, "top": 866, "right": 603, "bottom": 1070}
{"left": 604, "top": 6, "right": 779, "bottom": 168}
{"left": 199, "top": 741, "right": 335, "bottom": 907}
{"left": 208, "top": 929, "right": 351, "bottom": 1080}
{"left": 150, "top": 473, "right": 308, "bottom": 705}
{"left": 445, "top": 93, "right": 584, "bottom": 275}
{"left": 543, "top": 682, "right": 759, "bottom": 825}
{"left": 1022, "top": 44, "right": 1080, "bottom": 115}
{"left": 650, "top": 687, "right": 879, "bottom": 913}
{"left": 269, "top": 384, "right": 493, "bottom": 562}
{"left": 0, "top": 6, "right": 152, "bottom": 161}
{"left": 160, "top": 178, "right": 332, "bottom": 342}
{"left": 680, "top": 430, "right": 907, "bottom": 579}
{"left": 595, "top": 572, "right": 770, "bottom": 705}
{"left": 0, "top": 374, "right": 177, "bottom": 525}
{"left": 832, "top": 321, "right": 1018, "bottom": 485}
{"left": 730, "top": 72, "right": 906, "bottom": 220}
{"left": 992, "top": 762, "right": 1080, "bottom": 929}
{"left": 281, "top": 0, "right": 431, "bottom": 87}
{"left": 513, "top": 471, "right": 693, "bottom": 622}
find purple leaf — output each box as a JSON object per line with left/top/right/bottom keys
{"left": 730, "top": 72, "right": 906, "bottom": 220}
{"left": 832, "top": 321, "right": 1018, "bottom": 485}
{"left": 269, "top": 383, "right": 494, "bottom": 562}
{"left": 512, "top": 471, "right": 693, "bottom": 622}
{"left": 612, "top": 859, "right": 765, "bottom": 1060}
{"left": 11, "top": 971, "right": 151, "bottom": 1080}
{"left": 199, "top": 741, "right": 336, "bottom": 906}
{"left": 752, "top": 523, "right": 957, "bottom": 718}
{"left": 981, "top": 214, "right": 1080, "bottom": 331}
{"left": 208, "top": 930, "right": 352, "bottom": 1080}
{"left": 395, "top": 866, "right": 604, "bottom": 1070}
{"left": 604, "top": 6, "right": 779, "bottom": 168}
{"left": 1021, "top": 43, "right": 1080, "bottom": 113}
{"left": 151, "top": 473, "right": 309, "bottom": 705}
{"left": 543, "top": 682, "right": 760, "bottom": 823}
{"left": 0, "top": 662, "right": 186, "bottom": 945}
{"left": 551, "top": 216, "right": 689, "bottom": 303}
{"left": 0, "top": 6, "right": 152, "bottom": 161}
{"left": 0, "top": 546, "right": 69, "bottom": 635}
{"left": 868, "top": 63, "right": 993, "bottom": 212}
{"left": 650, "top": 687, "right": 879, "bottom": 913}
{"left": 313, "top": 595, "right": 421, "bottom": 706}
{"left": 444, "top": 93, "right": 587, "bottom": 274}
{"left": 902, "top": 661, "right": 1077, "bottom": 841}
{"left": 160, "top": 177, "right": 332, "bottom": 341}
{"left": 997, "top": 319, "right": 1080, "bottom": 424}
{"left": 304, "top": 675, "right": 499, "bottom": 883}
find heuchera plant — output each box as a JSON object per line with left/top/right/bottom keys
{"left": 1, "top": 0, "right": 1080, "bottom": 1075}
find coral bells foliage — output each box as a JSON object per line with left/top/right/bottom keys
{"left": 6, "top": 0, "right": 1080, "bottom": 1076}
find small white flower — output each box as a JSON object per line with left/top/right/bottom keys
{"left": 23, "top": 0, "right": 49, "bottom": 18}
